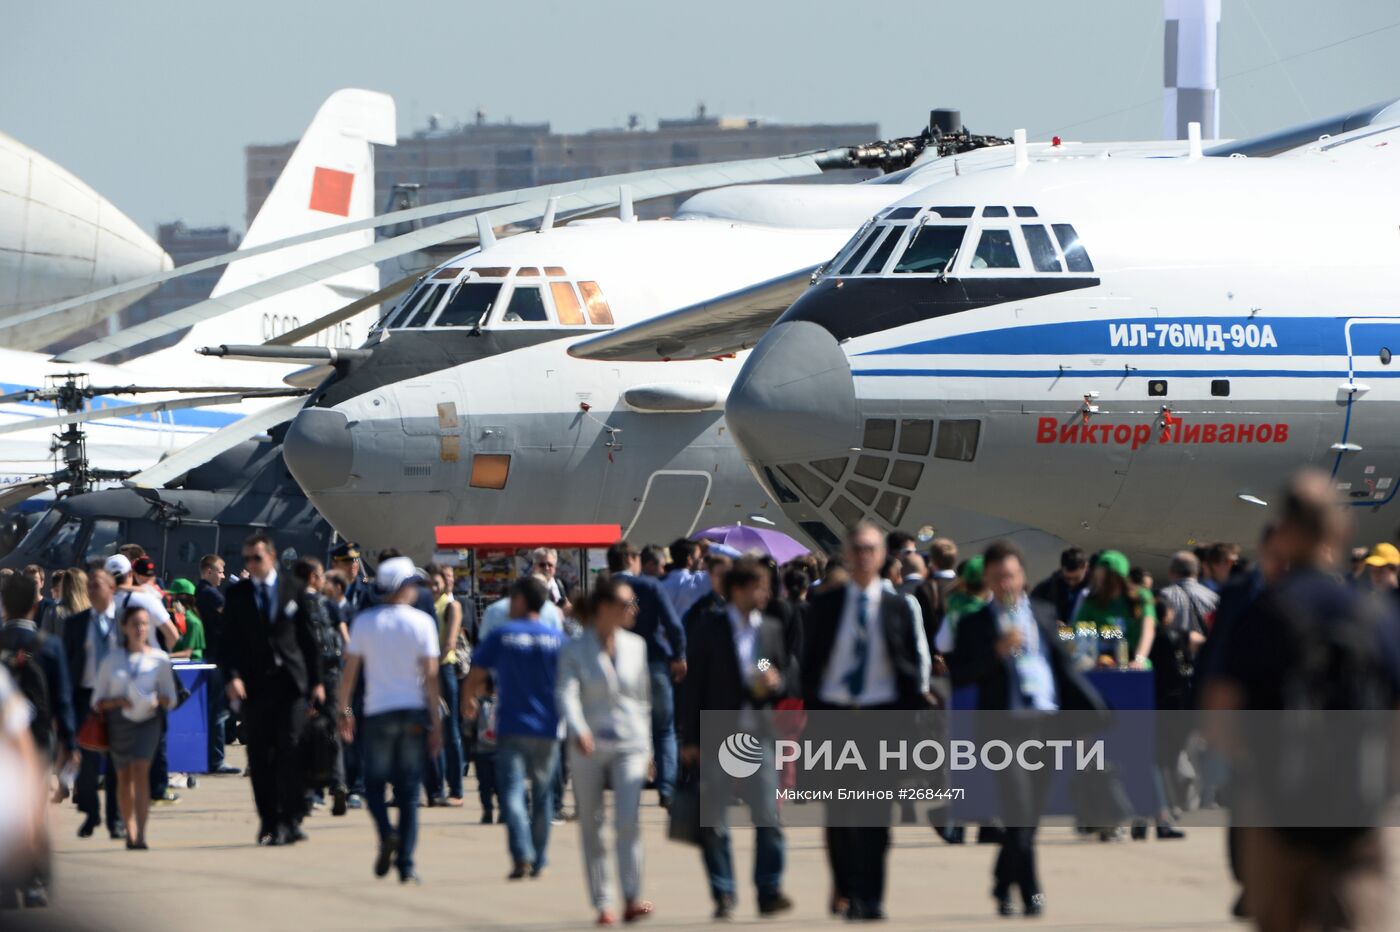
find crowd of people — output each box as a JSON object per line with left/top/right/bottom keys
{"left": 1, "top": 467, "right": 1398, "bottom": 929}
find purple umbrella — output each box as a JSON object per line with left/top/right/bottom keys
{"left": 694, "top": 524, "right": 809, "bottom": 563}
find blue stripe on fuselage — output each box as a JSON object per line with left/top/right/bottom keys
{"left": 856, "top": 317, "right": 1379, "bottom": 358}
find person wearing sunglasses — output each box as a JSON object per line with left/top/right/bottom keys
{"left": 221, "top": 533, "right": 325, "bottom": 848}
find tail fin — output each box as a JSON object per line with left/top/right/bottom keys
{"left": 140, "top": 89, "right": 396, "bottom": 380}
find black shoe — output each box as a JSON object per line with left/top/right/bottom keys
{"left": 1156, "top": 824, "right": 1186, "bottom": 840}
{"left": 1231, "top": 893, "right": 1249, "bottom": 919}
{"left": 21, "top": 883, "right": 48, "bottom": 908}
{"left": 1023, "top": 894, "right": 1045, "bottom": 917}
{"left": 757, "top": 891, "right": 793, "bottom": 916}
{"left": 109, "top": 823, "right": 127, "bottom": 841}
{"left": 78, "top": 814, "right": 100, "bottom": 838}
{"left": 332, "top": 788, "right": 348, "bottom": 817}
{"left": 658, "top": 795, "right": 672, "bottom": 811}
{"left": 845, "top": 900, "right": 885, "bottom": 921}
{"left": 977, "top": 825, "right": 1005, "bottom": 845}
{"left": 1130, "top": 821, "right": 1148, "bottom": 841}
{"left": 374, "top": 833, "right": 399, "bottom": 878}
{"left": 508, "top": 861, "right": 529, "bottom": 880}
{"left": 399, "top": 870, "right": 422, "bottom": 885}
{"left": 480, "top": 811, "right": 494, "bottom": 824}
{"left": 713, "top": 895, "right": 735, "bottom": 920}
{"left": 287, "top": 824, "right": 308, "bottom": 843}
{"left": 994, "top": 887, "right": 1016, "bottom": 916}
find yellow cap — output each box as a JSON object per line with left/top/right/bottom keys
{"left": 1363, "top": 542, "right": 1400, "bottom": 568}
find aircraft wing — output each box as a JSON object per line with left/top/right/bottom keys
{"left": 1271, "top": 114, "right": 1400, "bottom": 170}
{"left": 124, "top": 396, "right": 305, "bottom": 489}
{"left": 51, "top": 154, "right": 828, "bottom": 363}
{"left": 568, "top": 266, "right": 817, "bottom": 362}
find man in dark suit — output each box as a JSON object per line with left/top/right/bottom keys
{"left": 679, "top": 556, "right": 794, "bottom": 920}
{"left": 62, "top": 569, "right": 121, "bottom": 839}
{"left": 221, "top": 532, "right": 324, "bottom": 846}
{"left": 802, "top": 522, "right": 928, "bottom": 921}
{"left": 952, "top": 540, "right": 1105, "bottom": 918}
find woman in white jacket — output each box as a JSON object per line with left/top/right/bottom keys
{"left": 555, "top": 576, "right": 652, "bottom": 926}
{"left": 91, "top": 606, "right": 177, "bottom": 850}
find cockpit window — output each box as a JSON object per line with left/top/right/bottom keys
{"left": 435, "top": 282, "right": 503, "bottom": 328}
{"left": 859, "top": 224, "right": 906, "bottom": 274}
{"left": 893, "top": 225, "right": 966, "bottom": 274}
{"left": 971, "top": 230, "right": 1019, "bottom": 269}
{"left": 403, "top": 283, "right": 448, "bottom": 327}
{"left": 885, "top": 206, "right": 921, "bottom": 220}
{"left": 834, "top": 224, "right": 882, "bottom": 276}
{"left": 1052, "top": 224, "right": 1094, "bottom": 272}
{"left": 577, "top": 282, "right": 614, "bottom": 325}
{"left": 386, "top": 282, "right": 448, "bottom": 329}
{"left": 1021, "top": 225, "right": 1063, "bottom": 272}
{"left": 551, "top": 282, "right": 586, "bottom": 325}
{"left": 982, "top": 206, "right": 1009, "bottom": 218}
{"left": 929, "top": 206, "right": 974, "bottom": 219}
{"left": 500, "top": 286, "right": 548, "bottom": 323}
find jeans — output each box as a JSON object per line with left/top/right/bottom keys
{"left": 149, "top": 710, "right": 168, "bottom": 796}
{"left": 475, "top": 747, "right": 498, "bottom": 815}
{"left": 699, "top": 750, "right": 784, "bottom": 904}
{"left": 208, "top": 666, "right": 229, "bottom": 770}
{"left": 342, "top": 673, "right": 366, "bottom": 797}
{"left": 426, "top": 666, "right": 465, "bottom": 799}
{"left": 363, "top": 709, "right": 429, "bottom": 878}
{"left": 647, "top": 661, "right": 677, "bottom": 800}
{"left": 496, "top": 735, "right": 559, "bottom": 870}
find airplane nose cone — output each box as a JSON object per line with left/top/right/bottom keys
{"left": 726, "top": 321, "right": 860, "bottom": 466}
{"left": 284, "top": 406, "right": 353, "bottom": 492}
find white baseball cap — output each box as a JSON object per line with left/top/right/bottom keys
{"left": 375, "top": 556, "right": 426, "bottom": 593}
{"left": 104, "top": 554, "right": 132, "bottom": 577}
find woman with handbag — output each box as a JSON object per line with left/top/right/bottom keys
{"left": 555, "top": 576, "right": 653, "bottom": 926}
{"left": 90, "top": 606, "right": 178, "bottom": 850}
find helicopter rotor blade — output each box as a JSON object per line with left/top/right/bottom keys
{"left": 0, "top": 390, "right": 307, "bottom": 437}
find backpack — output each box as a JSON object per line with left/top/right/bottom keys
{"left": 0, "top": 626, "right": 52, "bottom": 752}
{"left": 1247, "top": 580, "right": 1394, "bottom": 846}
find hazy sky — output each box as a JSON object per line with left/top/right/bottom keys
{"left": 4, "top": 0, "right": 1397, "bottom": 233}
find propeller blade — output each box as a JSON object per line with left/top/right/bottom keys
{"left": 0, "top": 390, "right": 306, "bottom": 437}
{"left": 124, "top": 396, "right": 305, "bottom": 489}
{"left": 0, "top": 475, "right": 60, "bottom": 510}
{"left": 3, "top": 151, "right": 835, "bottom": 339}
{"left": 52, "top": 153, "right": 828, "bottom": 363}
{"left": 264, "top": 270, "right": 418, "bottom": 347}
{"left": 0, "top": 389, "right": 41, "bottom": 405}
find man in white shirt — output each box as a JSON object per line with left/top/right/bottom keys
{"left": 337, "top": 557, "right": 442, "bottom": 885}
{"left": 802, "top": 523, "right": 926, "bottom": 922}
{"left": 104, "top": 555, "right": 177, "bottom": 651}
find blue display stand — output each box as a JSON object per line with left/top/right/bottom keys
{"left": 947, "top": 670, "right": 1157, "bottom": 821}
{"left": 167, "top": 663, "right": 214, "bottom": 773}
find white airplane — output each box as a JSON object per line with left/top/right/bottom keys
{"left": 275, "top": 124, "right": 1202, "bottom": 560}
{"left": 0, "top": 131, "right": 173, "bottom": 350}
{"left": 0, "top": 88, "right": 396, "bottom": 509}
{"left": 710, "top": 105, "right": 1400, "bottom": 564}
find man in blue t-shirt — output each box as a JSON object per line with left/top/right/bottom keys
{"left": 463, "top": 576, "right": 564, "bottom": 880}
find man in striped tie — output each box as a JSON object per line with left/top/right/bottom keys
{"left": 802, "top": 522, "right": 927, "bottom": 921}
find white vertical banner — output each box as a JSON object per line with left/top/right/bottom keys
{"left": 1163, "top": 0, "right": 1222, "bottom": 139}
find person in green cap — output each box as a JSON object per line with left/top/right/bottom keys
{"left": 1070, "top": 551, "right": 1154, "bottom": 669}
{"left": 168, "top": 579, "right": 206, "bottom": 661}
{"left": 933, "top": 556, "right": 990, "bottom": 656}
